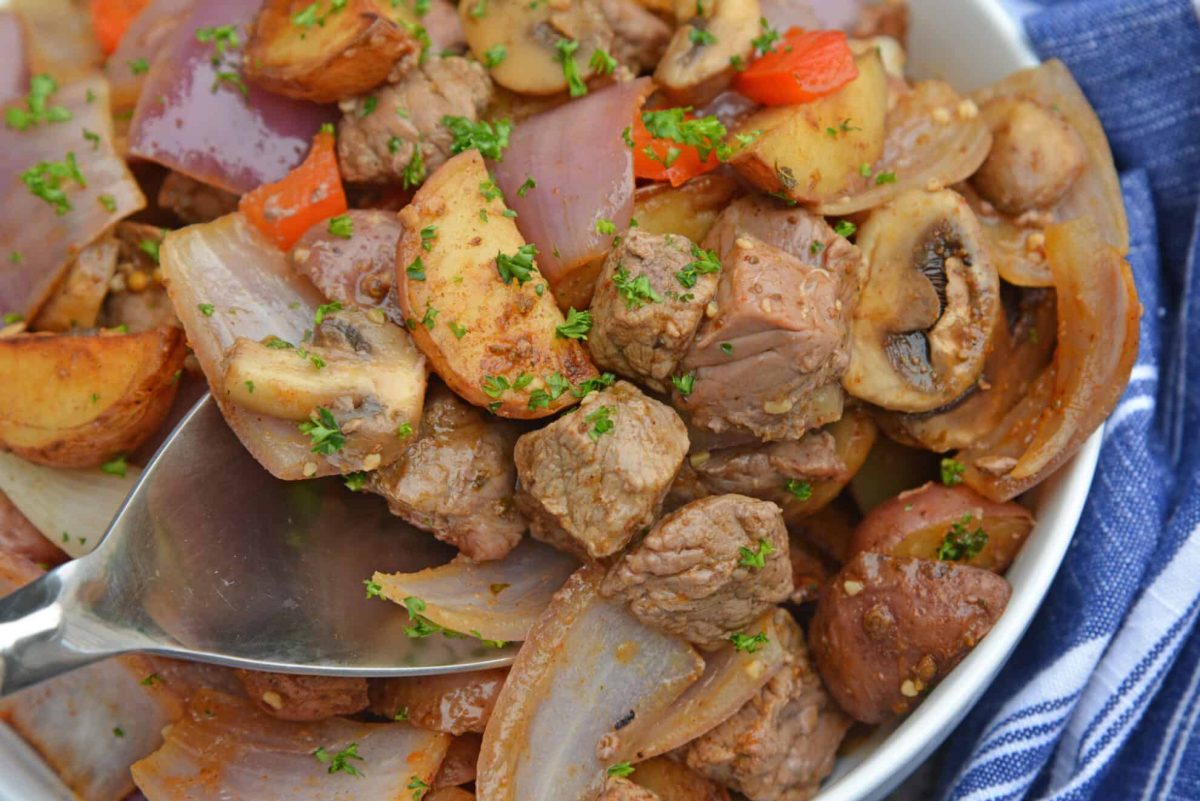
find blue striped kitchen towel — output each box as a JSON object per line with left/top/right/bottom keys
{"left": 934, "top": 1, "right": 1200, "bottom": 799}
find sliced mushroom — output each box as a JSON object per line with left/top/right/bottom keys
{"left": 842, "top": 188, "right": 999, "bottom": 413}
{"left": 971, "top": 97, "right": 1086, "bottom": 216}
{"left": 222, "top": 307, "right": 426, "bottom": 471}
{"left": 654, "top": 0, "right": 760, "bottom": 106}
{"left": 461, "top": 0, "right": 613, "bottom": 96}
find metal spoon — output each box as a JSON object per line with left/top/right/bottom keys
{"left": 0, "top": 394, "right": 514, "bottom": 696}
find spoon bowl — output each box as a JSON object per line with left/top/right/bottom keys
{"left": 0, "top": 394, "right": 514, "bottom": 696}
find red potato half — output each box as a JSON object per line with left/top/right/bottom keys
{"left": 396, "top": 150, "right": 599, "bottom": 418}
{"left": 848, "top": 482, "right": 1034, "bottom": 573}
{"left": 810, "top": 552, "right": 1011, "bottom": 724}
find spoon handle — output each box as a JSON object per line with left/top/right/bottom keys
{"left": 0, "top": 566, "right": 125, "bottom": 696}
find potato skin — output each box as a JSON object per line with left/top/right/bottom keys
{"left": 244, "top": 0, "right": 419, "bottom": 103}
{"left": 0, "top": 327, "right": 187, "bottom": 468}
{"left": 810, "top": 552, "right": 1010, "bottom": 723}
{"left": 632, "top": 174, "right": 741, "bottom": 245}
{"left": 396, "top": 150, "right": 598, "bottom": 418}
{"left": 848, "top": 482, "right": 1034, "bottom": 573}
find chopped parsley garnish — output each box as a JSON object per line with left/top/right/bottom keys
{"left": 327, "top": 214, "right": 353, "bottom": 238}
{"left": 195, "top": 24, "right": 240, "bottom": 60}
{"left": 784, "top": 479, "right": 812, "bottom": 501}
{"left": 244, "top": 380, "right": 255, "bottom": 394}
{"left": 83, "top": 128, "right": 101, "bottom": 149}
{"left": 298, "top": 407, "right": 345, "bottom": 455}
{"left": 483, "top": 44, "right": 507, "bottom": 68}
{"left": 585, "top": 405, "right": 615, "bottom": 441}
{"left": 468, "top": 0, "right": 487, "bottom": 17}
{"left": 442, "top": 115, "right": 513, "bottom": 160}
{"left": 751, "top": 17, "right": 781, "bottom": 55}
{"left": 810, "top": 240, "right": 826, "bottom": 255}
{"left": 479, "top": 177, "right": 503, "bottom": 201}
{"left": 8, "top": 252, "right": 20, "bottom": 264}
{"left": 312, "top": 742, "right": 364, "bottom": 777}
{"left": 607, "top": 762, "right": 635, "bottom": 778}
{"left": 937, "top": 513, "right": 989, "bottom": 561}
{"left": 420, "top": 225, "right": 437, "bottom": 251}
{"left": 406, "top": 257, "right": 426, "bottom": 281}
{"left": 402, "top": 146, "right": 426, "bottom": 189}
{"left": 589, "top": 48, "right": 618, "bottom": 75}
{"left": 21, "top": 152, "right": 86, "bottom": 216}
{"left": 730, "top": 54, "right": 746, "bottom": 70}
{"left": 556, "top": 307, "right": 592, "bottom": 340}
{"left": 421, "top": 304, "right": 439, "bottom": 330}
{"left": 98, "top": 194, "right": 117, "bottom": 212}
{"left": 212, "top": 70, "right": 248, "bottom": 97}
{"left": 396, "top": 422, "right": 414, "bottom": 438}
{"left": 344, "top": 472, "right": 367, "bottom": 492}
{"left": 517, "top": 176, "right": 536, "bottom": 197}
{"left": 940, "top": 457, "right": 966, "bottom": 487}
{"left": 5, "top": 74, "right": 72, "bottom": 131}
{"left": 448, "top": 321, "right": 468, "bottom": 339}
{"left": 482, "top": 375, "right": 511, "bottom": 399}
{"left": 359, "top": 96, "right": 378, "bottom": 117}
{"left": 612, "top": 266, "right": 662, "bottom": 310}
{"left": 677, "top": 243, "right": 721, "bottom": 288}
{"left": 730, "top": 631, "right": 769, "bottom": 653}
{"left": 555, "top": 38, "right": 587, "bottom": 97}
{"left": 388, "top": 136, "right": 402, "bottom": 154}
{"left": 138, "top": 238, "right": 161, "bottom": 262}
{"left": 496, "top": 243, "right": 538, "bottom": 285}
{"left": 738, "top": 538, "right": 775, "bottom": 569}
{"left": 198, "top": 303, "right": 215, "bottom": 316}
{"left": 640, "top": 108, "right": 730, "bottom": 162}
{"left": 2, "top": 312, "right": 24, "bottom": 324}
{"left": 825, "top": 118, "right": 862, "bottom": 138}
{"left": 875, "top": 170, "right": 898, "bottom": 185}
{"left": 720, "top": 342, "right": 733, "bottom": 355}
{"left": 513, "top": 372, "right": 534, "bottom": 390}
{"left": 672, "top": 372, "right": 696, "bottom": 396}
{"left": 859, "top": 162, "right": 873, "bottom": 177}
{"left": 292, "top": 0, "right": 348, "bottom": 30}
{"left": 363, "top": 578, "right": 383, "bottom": 598}
{"left": 128, "top": 57, "right": 149, "bottom": 75}
{"left": 833, "top": 219, "right": 856, "bottom": 238}
{"left": 572, "top": 372, "right": 615, "bottom": 398}
{"left": 139, "top": 673, "right": 163, "bottom": 686}
{"left": 408, "top": 777, "right": 430, "bottom": 800}
{"left": 113, "top": 726, "right": 125, "bottom": 737}
{"left": 595, "top": 218, "right": 617, "bottom": 235}
{"left": 688, "top": 26, "right": 717, "bottom": 46}
{"left": 314, "top": 300, "right": 343, "bottom": 325}
{"left": 100, "top": 454, "right": 128, "bottom": 478}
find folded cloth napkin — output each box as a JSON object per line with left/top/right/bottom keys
{"left": 931, "top": 1, "right": 1200, "bottom": 799}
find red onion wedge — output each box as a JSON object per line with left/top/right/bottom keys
{"left": 0, "top": 76, "right": 146, "bottom": 320}
{"left": 107, "top": 0, "right": 194, "bottom": 112}
{"left": 127, "top": 0, "right": 336, "bottom": 195}
{"left": 815, "top": 79, "right": 992, "bottom": 216}
{"left": 0, "top": 13, "right": 28, "bottom": 103}
{"left": 131, "top": 690, "right": 451, "bottom": 801}
{"left": 968, "top": 59, "right": 1128, "bottom": 287}
{"left": 10, "top": 0, "right": 103, "bottom": 82}
{"left": 958, "top": 219, "right": 1139, "bottom": 501}
{"left": 373, "top": 539, "right": 579, "bottom": 643}
{"left": 610, "top": 608, "right": 791, "bottom": 763}
{"left": 159, "top": 213, "right": 334, "bottom": 480}
{"left": 476, "top": 566, "right": 704, "bottom": 801}
{"left": 491, "top": 78, "right": 652, "bottom": 311}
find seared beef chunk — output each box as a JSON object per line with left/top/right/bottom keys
{"left": 589, "top": 230, "right": 719, "bottom": 393}
{"left": 682, "top": 610, "right": 851, "bottom": 801}
{"left": 337, "top": 56, "right": 492, "bottom": 185}
{"left": 290, "top": 209, "right": 405, "bottom": 324}
{"left": 692, "top": 431, "right": 845, "bottom": 498}
{"left": 597, "top": 0, "right": 672, "bottom": 74}
{"left": 233, "top": 670, "right": 368, "bottom": 722}
{"left": 678, "top": 199, "right": 861, "bottom": 441}
{"left": 514, "top": 381, "right": 688, "bottom": 560}
{"left": 602, "top": 494, "right": 792, "bottom": 650}
{"left": 157, "top": 171, "right": 239, "bottom": 224}
{"left": 599, "top": 777, "right": 662, "bottom": 801}
{"left": 367, "top": 383, "right": 525, "bottom": 562}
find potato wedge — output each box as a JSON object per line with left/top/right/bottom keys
{"left": 31, "top": 234, "right": 119, "bottom": 333}
{"left": 0, "top": 327, "right": 187, "bottom": 468}
{"left": 731, "top": 50, "right": 887, "bottom": 204}
{"left": 244, "top": 0, "right": 420, "bottom": 103}
{"left": 396, "top": 150, "right": 599, "bottom": 418}
{"left": 848, "top": 482, "right": 1034, "bottom": 573}
{"left": 632, "top": 174, "right": 741, "bottom": 244}
{"left": 810, "top": 552, "right": 1011, "bottom": 723}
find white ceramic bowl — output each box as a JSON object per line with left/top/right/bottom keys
{"left": 816, "top": 10, "right": 1100, "bottom": 800}
{"left": 0, "top": 3, "right": 1100, "bottom": 800}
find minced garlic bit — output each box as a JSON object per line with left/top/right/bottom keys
{"left": 366, "top": 307, "right": 387, "bottom": 324}
{"left": 362, "top": 453, "right": 382, "bottom": 471}
{"left": 763, "top": 397, "right": 794, "bottom": 414}
{"left": 744, "top": 659, "right": 766, "bottom": 680}
{"left": 108, "top": 273, "right": 127, "bottom": 293}
{"left": 126, "top": 270, "right": 150, "bottom": 292}
{"left": 689, "top": 450, "right": 711, "bottom": 468}
{"left": 931, "top": 106, "right": 951, "bottom": 125}
{"left": 302, "top": 461, "right": 318, "bottom": 477}
{"left": 1024, "top": 231, "right": 1046, "bottom": 253}
{"left": 926, "top": 179, "right": 945, "bottom": 193}
{"left": 261, "top": 690, "right": 284, "bottom": 710}
{"left": 956, "top": 99, "right": 979, "bottom": 120}
{"left": 705, "top": 301, "right": 719, "bottom": 318}
{"left": 843, "top": 579, "right": 864, "bottom": 596}
{"left": 900, "top": 679, "right": 920, "bottom": 698}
